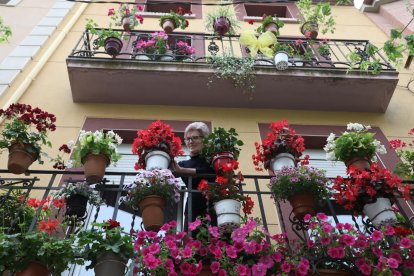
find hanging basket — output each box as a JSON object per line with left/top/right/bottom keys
{"left": 162, "top": 19, "right": 176, "bottom": 34}
{"left": 269, "top": 152, "right": 296, "bottom": 172}
{"left": 300, "top": 21, "right": 319, "bottom": 40}
{"left": 211, "top": 152, "right": 235, "bottom": 175}
{"left": 213, "top": 16, "right": 231, "bottom": 36}
{"left": 288, "top": 193, "right": 316, "bottom": 220}
{"left": 82, "top": 153, "right": 110, "bottom": 184}
{"left": 138, "top": 195, "right": 166, "bottom": 231}
{"left": 104, "top": 37, "right": 123, "bottom": 57}
{"left": 363, "top": 197, "right": 397, "bottom": 227}
{"left": 264, "top": 22, "right": 279, "bottom": 35}
{"left": 65, "top": 194, "right": 89, "bottom": 218}
{"left": 344, "top": 157, "right": 370, "bottom": 170}
{"left": 145, "top": 150, "right": 171, "bottom": 171}
{"left": 7, "top": 142, "right": 38, "bottom": 175}
{"left": 94, "top": 252, "right": 127, "bottom": 276}
{"left": 214, "top": 199, "right": 241, "bottom": 233}
{"left": 122, "top": 16, "right": 132, "bottom": 31}
{"left": 15, "top": 262, "right": 51, "bottom": 276}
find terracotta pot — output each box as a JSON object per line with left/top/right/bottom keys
{"left": 264, "top": 22, "right": 279, "bottom": 35}
{"left": 300, "top": 21, "right": 319, "bottom": 40}
{"left": 7, "top": 142, "right": 38, "bottom": 174}
{"left": 82, "top": 153, "right": 110, "bottom": 184}
{"left": 344, "top": 157, "right": 370, "bottom": 170}
{"left": 211, "top": 152, "right": 235, "bottom": 175}
{"left": 15, "top": 262, "right": 51, "bottom": 276}
{"left": 94, "top": 252, "right": 127, "bottom": 276}
{"left": 199, "top": 264, "right": 214, "bottom": 276}
{"left": 213, "top": 16, "right": 231, "bottom": 36}
{"left": 288, "top": 193, "right": 316, "bottom": 220}
{"left": 65, "top": 194, "right": 88, "bottom": 218}
{"left": 162, "top": 19, "right": 176, "bottom": 34}
{"left": 315, "top": 269, "right": 353, "bottom": 275}
{"left": 138, "top": 195, "right": 166, "bottom": 231}
{"left": 104, "top": 37, "right": 123, "bottom": 57}
{"left": 122, "top": 16, "right": 132, "bottom": 31}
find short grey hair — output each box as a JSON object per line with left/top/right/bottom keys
{"left": 185, "top": 122, "right": 210, "bottom": 137}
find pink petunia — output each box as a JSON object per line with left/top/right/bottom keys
{"left": 210, "top": 261, "right": 220, "bottom": 274}
{"left": 371, "top": 230, "right": 383, "bottom": 241}
{"left": 316, "top": 212, "right": 328, "bottom": 221}
{"left": 400, "top": 237, "right": 412, "bottom": 248}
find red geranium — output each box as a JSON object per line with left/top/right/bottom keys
{"left": 252, "top": 119, "right": 305, "bottom": 171}
{"left": 132, "top": 120, "right": 184, "bottom": 170}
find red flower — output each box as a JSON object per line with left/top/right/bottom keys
{"left": 108, "top": 8, "right": 115, "bottom": 16}
{"left": 38, "top": 218, "right": 60, "bottom": 234}
{"left": 248, "top": 19, "right": 255, "bottom": 25}
{"left": 198, "top": 179, "right": 209, "bottom": 192}
{"left": 105, "top": 219, "right": 121, "bottom": 230}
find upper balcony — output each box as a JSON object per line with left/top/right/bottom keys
{"left": 67, "top": 29, "right": 399, "bottom": 112}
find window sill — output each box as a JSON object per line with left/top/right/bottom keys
{"left": 243, "top": 15, "right": 299, "bottom": 24}
{"left": 137, "top": 12, "right": 196, "bottom": 19}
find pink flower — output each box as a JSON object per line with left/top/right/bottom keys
{"left": 322, "top": 222, "right": 333, "bottom": 233}
{"left": 143, "top": 254, "right": 161, "bottom": 269}
{"left": 320, "top": 236, "right": 331, "bottom": 245}
{"left": 388, "top": 258, "right": 399, "bottom": 269}
{"left": 281, "top": 261, "right": 291, "bottom": 273}
{"left": 359, "top": 263, "right": 372, "bottom": 275}
{"left": 108, "top": 8, "right": 115, "bottom": 16}
{"left": 371, "top": 230, "right": 383, "bottom": 241}
{"left": 226, "top": 245, "right": 238, "bottom": 258}
{"left": 400, "top": 237, "right": 412, "bottom": 248}
{"left": 307, "top": 239, "right": 315, "bottom": 248}
{"left": 252, "top": 263, "right": 267, "bottom": 276}
{"left": 188, "top": 218, "right": 201, "bottom": 231}
{"left": 218, "top": 269, "right": 227, "bottom": 276}
{"left": 210, "top": 261, "right": 220, "bottom": 274}
{"left": 385, "top": 224, "right": 395, "bottom": 236}
{"left": 272, "top": 251, "right": 284, "bottom": 262}
{"left": 340, "top": 234, "right": 355, "bottom": 246}
{"left": 327, "top": 247, "right": 339, "bottom": 258}
{"left": 148, "top": 243, "right": 160, "bottom": 254}
{"left": 373, "top": 247, "right": 383, "bottom": 257}
{"left": 209, "top": 226, "right": 220, "bottom": 238}
{"left": 237, "top": 265, "right": 250, "bottom": 275}
{"left": 303, "top": 214, "right": 311, "bottom": 222}
{"left": 181, "top": 246, "right": 193, "bottom": 258}
{"left": 317, "top": 212, "right": 328, "bottom": 221}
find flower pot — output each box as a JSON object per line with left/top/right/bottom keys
{"left": 145, "top": 150, "right": 171, "bottom": 170}
{"left": 213, "top": 16, "right": 231, "bottom": 36}
{"left": 315, "top": 269, "right": 353, "bottom": 276}
{"left": 270, "top": 152, "right": 296, "bottom": 172}
{"left": 159, "top": 50, "right": 174, "bottom": 61}
{"left": 274, "top": 51, "right": 289, "bottom": 71}
{"left": 15, "top": 261, "right": 51, "bottom": 276}
{"left": 288, "top": 193, "right": 316, "bottom": 220}
{"left": 211, "top": 152, "right": 235, "bottom": 175}
{"left": 82, "top": 153, "right": 110, "bottom": 184}
{"left": 344, "top": 157, "right": 370, "bottom": 170}
{"left": 138, "top": 195, "right": 166, "bottom": 231}
{"left": 162, "top": 19, "right": 176, "bottom": 34}
{"left": 199, "top": 264, "right": 214, "bottom": 276}
{"left": 300, "top": 22, "right": 319, "bottom": 40}
{"left": 264, "top": 22, "right": 279, "bottom": 36}
{"left": 135, "top": 54, "right": 152, "bottom": 61}
{"left": 94, "top": 252, "right": 127, "bottom": 276}
{"left": 65, "top": 194, "right": 89, "bottom": 218}
{"left": 363, "top": 197, "right": 397, "bottom": 227}
{"left": 7, "top": 142, "right": 38, "bottom": 174}
{"left": 214, "top": 199, "right": 241, "bottom": 233}
{"left": 104, "top": 37, "right": 123, "bottom": 57}
{"left": 256, "top": 53, "right": 272, "bottom": 66}
{"left": 122, "top": 16, "right": 132, "bottom": 31}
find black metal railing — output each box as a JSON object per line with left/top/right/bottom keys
{"left": 68, "top": 29, "right": 396, "bottom": 72}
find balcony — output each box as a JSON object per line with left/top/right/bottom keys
{"left": 67, "top": 29, "right": 399, "bottom": 113}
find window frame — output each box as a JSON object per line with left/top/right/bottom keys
{"left": 234, "top": 2, "right": 300, "bottom": 23}
{"left": 137, "top": 0, "right": 202, "bottom": 20}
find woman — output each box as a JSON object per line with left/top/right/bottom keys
{"left": 173, "top": 122, "right": 215, "bottom": 228}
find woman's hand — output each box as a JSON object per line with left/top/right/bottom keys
{"left": 172, "top": 161, "right": 196, "bottom": 175}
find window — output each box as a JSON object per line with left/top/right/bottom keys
{"left": 139, "top": 0, "right": 202, "bottom": 19}
{"left": 234, "top": 3, "right": 300, "bottom": 23}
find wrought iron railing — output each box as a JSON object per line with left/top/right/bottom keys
{"left": 68, "top": 29, "right": 396, "bottom": 72}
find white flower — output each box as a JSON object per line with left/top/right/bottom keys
{"left": 326, "top": 133, "right": 336, "bottom": 143}
{"left": 326, "top": 151, "right": 336, "bottom": 161}
{"left": 67, "top": 140, "right": 75, "bottom": 149}
{"left": 65, "top": 160, "right": 73, "bottom": 169}
{"left": 347, "top": 122, "right": 364, "bottom": 132}
{"left": 114, "top": 134, "right": 123, "bottom": 145}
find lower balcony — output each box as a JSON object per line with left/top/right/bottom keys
{"left": 67, "top": 29, "right": 399, "bottom": 113}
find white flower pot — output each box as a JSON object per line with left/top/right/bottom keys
{"left": 274, "top": 51, "right": 289, "bottom": 71}
{"left": 363, "top": 197, "right": 397, "bottom": 227}
{"left": 270, "top": 153, "right": 296, "bottom": 171}
{"left": 145, "top": 150, "right": 171, "bottom": 171}
{"left": 159, "top": 50, "right": 174, "bottom": 61}
{"left": 135, "top": 54, "right": 152, "bottom": 61}
{"left": 214, "top": 199, "right": 241, "bottom": 233}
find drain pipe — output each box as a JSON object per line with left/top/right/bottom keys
{"left": 0, "top": 2, "right": 88, "bottom": 119}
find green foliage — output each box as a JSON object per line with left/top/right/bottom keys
{"left": 333, "top": 132, "right": 377, "bottom": 161}
{"left": 274, "top": 43, "right": 293, "bottom": 55}
{"left": 201, "top": 127, "right": 244, "bottom": 161}
{"left": 0, "top": 190, "right": 35, "bottom": 234}
{"left": 85, "top": 18, "right": 123, "bottom": 47}
{"left": 405, "top": 34, "right": 414, "bottom": 55}
{"left": 77, "top": 221, "right": 134, "bottom": 269}
{"left": 347, "top": 44, "right": 383, "bottom": 75}
{"left": 0, "top": 16, "right": 12, "bottom": 44}
{"left": 0, "top": 233, "right": 20, "bottom": 271}
{"left": 297, "top": 0, "right": 336, "bottom": 35}
{"left": 256, "top": 15, "right": 284, "bottom": 35}
{"left": 209, "top": 53, "right": 256, "bottom": 98}
{"left": 159, "top": 9, "right": 189, "bottom": 30}
{"left": 204, "top": 2, "right": 240, "bottom": 35}
{"left": 268, "top": 166, "right": 330, "bottom": 202}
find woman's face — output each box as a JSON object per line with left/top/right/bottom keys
{"left": 184, "top": 130, "right": 204, "bottom": 156}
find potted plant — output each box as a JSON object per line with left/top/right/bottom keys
{"left": 108, "top": 4, "right": 144, "bottom": 31}
{"left": 64, "top": 129, "right": 122, "bottom": 183}
{"left": 173, "top": 40, "right": 196, "bottom": 61}
{"left": 198, "top": 161, "right": 254, "bottom": 232}
{"left": 269, "top": 166, "right": 329, "bottom": 220}
{"left": 77, "top": 220, "right": 134, "bottom": 276}
{"left": 317, "top": 38, "right": 331, "bottom": 59}
{"left": 332, "top": 162, "right": 412, "bottom": 227}
{"left": 256, "top": 14, "right": 284, "bottom": 36}
{"left": 52, "top": 182, "right": 103, "bottom": 218}
{"left": 0, "top": 190, "right": 35, "bottom": 234}
{"left": 200, "top": 127, "right": 244, "bottom": 175}
{"left": 297, "top": 0, "right": 335, "bottom": 39}
{"left": 274, "top": 43, "right": 293, "bottom": 70}
{"left": 0, "top": 103, "right": 56, "bottom": 174}
{"left": 205, "top": 2, "right": 240, "bottom": 36}
{"left": 132, "top": 120, "right": 183, "bottom": 171}
{"left": 121, "top": 169, "right": 182, "bottom": 231}
{"left": 324, "top": 122, "right": 387, "bottom": 169}
{"left": 389, "top": 128, "right": 414, "bottom": 179}
{"left": 252, "top": 119, "right": 305, "bottom": 172}
{"left": 159, "top": 7, "right": 191, "bottom": 34}
{"left": 85, "top": 19, "right": 125, "bottom": 57}
{"left": 135, "top": 31, "right": 170, "bottom": 61}
{"left": 209, "top": 52, "right": 256, "bottom": 99}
